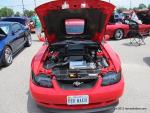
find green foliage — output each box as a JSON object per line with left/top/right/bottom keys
{"left": 0, "top": 7, "right": 14, "bottom": 17}
{"left": 138, "top": 3, "right": 147, "bottom": 9}
{"left": 148, "top": 4, "right": 150, "bottom": 9}
{"left": 14, "top": 11, "right": 21, "bottom": 17}
{"left": 24, "top": 10, "right": 34, "bottom": 17}
{"left": 116, "top": 7, "right": 128, "bottom": 13}
{"left": 133, "top": 7, "right": 139, "bottom": 10}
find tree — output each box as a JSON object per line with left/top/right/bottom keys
{"left": 24, "top": 10, "right": 34, "bottom": 17}
{"left": 138, "top": 3, "right": 147, "bottom": 9}
{"left": 148, "top": 4, "right": 150, "bottom": 9}
{"left": 14, "top": 11, "right": 21, "bottom": 17}
{"left": 133, "top": 7, "right": 139, "bottom": 10}
{"left": 116, "top": 7, "right": 128, "bottom": 13}
{"left": 0, "top": 7, "right": 14, "bottom": 17}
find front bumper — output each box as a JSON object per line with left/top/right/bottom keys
{"left": 30, "top": 77, "right": 124, "bottom": 110}
{"left": 38, "top": 101, "right": 118, "bottom": 113}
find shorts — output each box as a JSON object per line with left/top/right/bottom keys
{"left": 35, "top": 27, "right": 42, "bottom": 35}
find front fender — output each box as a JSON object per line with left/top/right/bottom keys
{"left": 106, "top": 24, "right": 129, "bottom": 38}
{"left": 31, "top": 44, "right": 48, "bottom": 75}
{"left": 101, "top": 42, "right": 121, "bottom": 72}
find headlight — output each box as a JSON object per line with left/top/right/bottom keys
{"left": 32, "top": 72, "right": 52, "bottom": 88}
{"left": 102, "top": 72, "right": 121, "bottom": 86}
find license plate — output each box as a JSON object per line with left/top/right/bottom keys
{"left": 67, "top": 95, "right": 89, "bottom": 105}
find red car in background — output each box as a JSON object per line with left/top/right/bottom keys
{"left": 106, "top": 10, "right": 150, "bottom": 40}
{"left": 30, "top": 0, "right": 124, "bottom": 113}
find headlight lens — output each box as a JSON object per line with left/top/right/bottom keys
{"left": 32, "top": 72, "right": 52, "bottom": 88}
{"left": 102, "top": 72, "right": 121, "bottom": 86}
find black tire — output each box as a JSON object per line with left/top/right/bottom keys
{"left": 25, "top": 34, "right": 32, "bottom": 47}
{"left": 103, "top": 108, "right": 115, "bottom": 113}
{"left": 114, "top": 29, "right": 124, "bottom": 40}
{"left": 2, "top": 46, "right": 13, "bottom": 66}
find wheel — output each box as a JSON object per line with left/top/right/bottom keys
{"left": 25, "top": 34, "right": 32, "bottom": 47}
{"left": 114, "top": 29, "right": 124, "bottom": 40}
{"left": 2, "top": 46, "right": 13, "bottom": 66}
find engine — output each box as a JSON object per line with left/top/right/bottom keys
{"left": 44, "top": 40, "right": 109, "bottom": 82}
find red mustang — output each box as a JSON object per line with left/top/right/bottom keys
{"left": 30, "top": 0, "right": 124, "bottom": 112}
{"left": 106, "top": 11, "right": 150, "bottom": 40}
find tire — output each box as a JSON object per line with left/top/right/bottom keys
{"left": 114, "top": 29, "right": 124, "bottom": 40}
{"left": 25, "top": 34, "right": 32, "bottom": 47}
{"left": 104, "top": 108, "right": 115, "bottom": 113}
{"left": 2, "top": 46, "right": 13, "bottom": 66}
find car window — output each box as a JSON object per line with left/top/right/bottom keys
{"left": 0, "top": 25, "right": 9, "bottom": 35}
{"left": 12, "top": 23, "right": 22, "bottom": 33}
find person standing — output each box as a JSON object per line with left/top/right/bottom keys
{"left": 32, "top": 13, "right": 44, "bottom": 41}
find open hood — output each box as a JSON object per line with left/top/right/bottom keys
{"left": 35, "top": 0, "right": 115, "bottom": 44}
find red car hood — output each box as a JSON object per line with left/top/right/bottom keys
{"left": 35, "top": 0, "right": 115, "bottom": 44}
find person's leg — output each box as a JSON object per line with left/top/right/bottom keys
{"left": 35, "top": 27, "right": 42, "bottom": 40}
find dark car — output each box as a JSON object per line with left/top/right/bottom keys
{"left": 0, "top": 21, "right": 32, "bottom": 66}
{"left": 1, "top": 17, "right": 30, "bottom": 28}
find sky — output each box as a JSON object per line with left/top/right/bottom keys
{"left": 0, "top": 0, "right": 150, "bottom": 13}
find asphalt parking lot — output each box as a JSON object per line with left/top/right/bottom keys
{"left": 0, "top": 34, "right": 150, "bottom": 113}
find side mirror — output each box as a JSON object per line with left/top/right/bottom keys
{"left": 104, "top": 35, "right": 110, "bottom": 41}
{"left": 0, "top": 28, "right": 7, "bottom": 38}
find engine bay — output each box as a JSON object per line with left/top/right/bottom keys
{"left": 44, "top": 40, "right": 109, "bottom": 82}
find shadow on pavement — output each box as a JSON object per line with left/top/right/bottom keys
{"left": 0, "top": 66, "right": 4, "bottom": 70}
{"left": 143, "top": 57, "right": 150, "bottom": 67}
{"left": 122, "top": 42, "right": 143, "bottom": 47}
{"left": 32, "top": 39, "right": 41, "bottom": 42}
{"left": 27, "top": 92, "right": 47, "bottom": 113}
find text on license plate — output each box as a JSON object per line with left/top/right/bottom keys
{"left": 67, "top": 95, "right": 89, "bottom": 105}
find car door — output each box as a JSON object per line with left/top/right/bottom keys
{"left": 138, "top": 24, "right": 146, "bottom": 35}
{"left": 11, "top": 23, "right": 25, "bottom": 51}
{"left": 139, "top": 24, "right": 150, "bottom": 35}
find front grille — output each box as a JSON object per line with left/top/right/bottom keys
{"left": 57, "top": 79, "right": 98, "bottom": 90}
{"left": 53, "top": 69, "right": 100, "bottom": 80}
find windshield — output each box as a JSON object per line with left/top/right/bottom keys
{"left": 0, "top": 25, "right": 9, "bottom": 35}
{"left": 2, "top": 18, "right": 26, "bottom": 25}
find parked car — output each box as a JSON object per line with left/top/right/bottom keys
{"left": 30, "top": 0, "right": 124, "bottom": 113}
{"left": 1, "top": 17, "right": 31, "bottom": 31}
{"left": 0, "top": 21, "right": 32, "bottom": 66}
{"left": 106, "top": 10, "right": 150, "bottom": 40}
